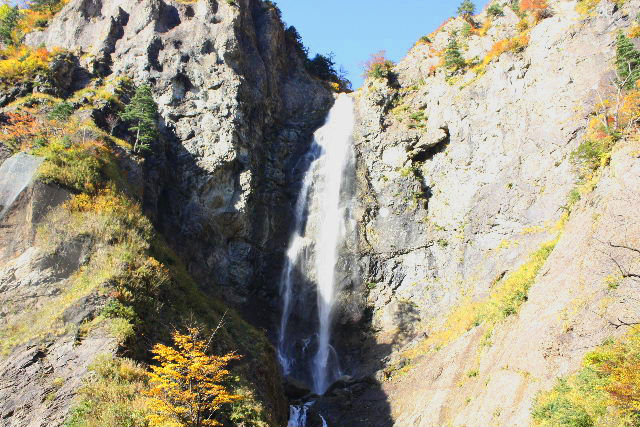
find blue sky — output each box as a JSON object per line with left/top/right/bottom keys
{"left": 276, "top": 0, "right": 489, "bottom": 88}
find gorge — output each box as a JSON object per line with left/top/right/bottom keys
{"left": 0, "top": 0, "right": 640, "bottom": 426}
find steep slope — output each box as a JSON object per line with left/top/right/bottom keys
{"left": 24, "top": 0, "right": 333, "bottom": 309}
{"left": 0, "top": 0, "right": 334, "bottom": 426}
{"left": 318, "top": 0, "right": 640, "bottom": 426}
{"left": 4, "top": 0, "right": 640, "bottom": 426}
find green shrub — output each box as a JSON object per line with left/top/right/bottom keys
{"left": 510, "top": 0, "right": 522, "bottom": 14}
{"left": 48, "top": 101, "right": 75, "bottom": 122}
{"left": 29, "top": 0, "right": 65, "bottom": 14}
{"left": 532, "top": 326, "right": 640, "bottom": 427}
{"left": 108, "top": 317, "right": 135, "bottom": 342}
{"left": 363, "top": 50, "right": 395, "bottom": 80}
{"left": 229, "top": 387, "right": 270, "bottom": 427}
{"left": 36, "top": 139, "right": 108, "bottom": 193}
{"left": 564, "top": 188, "right": 581, "bottom": 212}
{"left": 570, "top": 137, "right": 612, "bottom": 180}
{"left": 369, "top": 61, "right": 394, "bottom": 79}
{"left": 102, "top": 299, "right": 136, "bottom": 322}
{"left": 488, "top": 3, "right": 505, "bottom": 17}
{"left": 532, "top": 379, "right": 596, "bottom": 427}
{"left": 34, "top": 18, "right": 48, "bottom": 28}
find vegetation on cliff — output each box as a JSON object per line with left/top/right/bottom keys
{"left": 0, "top": 3, "right": 284, "bottom": 426}
{"left": 146, "top": 328, "right": 242, "bottom": 427}
{"left": 401, "top": 236, "right": 560, "bottom": 367}
{"left": 530, "top": 22, "right": 640, "bottom": 427}
{"left": 533, "top": 327, "right": 640, "bottom": 427}
{"left": 285, "top": 24, "right": 351, "bottom": 92}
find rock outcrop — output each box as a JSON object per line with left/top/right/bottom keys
{"left": 3, "top": 0, "right": 640, "bottom": 426}
{"left": 320, "top": 0, "right": 640, "bottom": 426}
{"left": 1, "top": 0, "right": 333, "bottom": 425}
{"left": 25, "top": 0, "right": 334, "bottom": 310}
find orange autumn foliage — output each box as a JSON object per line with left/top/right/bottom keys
{"left": 520, "top": 0, "right": 548, "bottom": 10}
{"left": 146, "top": 328, "right": 242, "bottom": 427}
{"left": 362, "top": 50, "right": 394, "bottom": 78}
{"left": 0, "top": 45, "right": 53, "bottom": 83}
{"left": 0, "top": 112, "right": 44, "bottom": 150}
{"left": 520, "top": 0, "right": 551, "bottom": 22}
{"left": 588, "top": 326, "right": 640, "bottom": 416}
{"left": 17, "top": 1, "right": 70, "bottom": 35}
{"left": 483, "top": 33, "right": 530, "bottom": 66}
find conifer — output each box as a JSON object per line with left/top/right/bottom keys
{"left": 0, "top": 5, "right": 19, "bottom": 45}
{"left": 445, "top": 36, "right": 466, "bottom": 72}
{"left": 615, "top": 31, "right": 640, "bottom": 88}
{"left": 120, "top": 85, "right": 159, "bottom": 153}
{"left": 457, "top": 0, "right": 476, "bottom": 18}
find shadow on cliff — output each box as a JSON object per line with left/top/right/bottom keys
{"left": 275, "top": 260, "right": 394, "bottom": 427}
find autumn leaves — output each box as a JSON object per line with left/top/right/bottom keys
{"left": 146, "top": 327, "right": 242, "bottom": 427}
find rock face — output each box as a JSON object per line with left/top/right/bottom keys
{"left": 4, "top": 0, "right": 640, "bottom": 426}
{"left": 26, "top": 0, "right": 334, "bottom": 312}
{"left": 318, "top": 1, "right": 640, "bottom": 426}
{"left": 0, "top": 154, "right": 107, "bottom": 427}
{"left": 1, "top": 0, "right": 333, "bottom": 426}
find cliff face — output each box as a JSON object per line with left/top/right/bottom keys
{"left": 0, "top": 0, "right": 332, "bottom": 426}
{"left": 25, "top": 0, "right": 333, "bottom": 307}
{"left": 3, "top": 0, "right": 640, "bottom": 426}
{"left": 331, "top": 0, "right": 640, "bottom": 426}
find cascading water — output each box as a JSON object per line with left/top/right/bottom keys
{"left": 288, "top": 402, "right": 314, "bottom": 427}
{"left": 277, "top": 94, "right": 355, "bottom": 401}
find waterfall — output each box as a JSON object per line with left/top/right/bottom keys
{"left": 288, "top": 402, "right": 314, "bottom": 427}
{"left": 277, "top": 94, "right": 355, "bottom": 396}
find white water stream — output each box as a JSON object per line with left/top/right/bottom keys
{"left": 277, "top": 94, "right": 355, "bottom": 399}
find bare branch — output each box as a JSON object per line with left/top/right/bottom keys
{"left": 206, "top": 310, "right": 228, "bottom": 350}
{"left": 608, "top": 241, "right": 640, "bottom": 255}
{"left": 609, "top": 317, "right": 640, "bottom": 329}
{"left": 595, "top": 238, "right": 640, "bottom": 279}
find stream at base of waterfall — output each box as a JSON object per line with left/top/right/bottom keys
{"left": 277, "top": 94, "right": 356, "bottom": 427}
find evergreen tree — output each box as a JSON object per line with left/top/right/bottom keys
{"left": 444, "top": 36, "right": 466, "bottom": 72}
{"left": 0, "top": 5, "right": 19, "bottom": 45}
{"left": 457, "top": 0, "right": 476, "bottom": 18}
{"left": 285, "top": 25, "right": 309, "bottom": 57}
{"left": 305, "top": 53, "right": 337, "bottom": 82}
{"left": 487, "top": 3, "right": 505, "bottom": 17}
{"left": 615, "top": 31, "right": 640, "bottom": 89}
{"left": 120, "top": 85, "right": 159, "bottom": 153}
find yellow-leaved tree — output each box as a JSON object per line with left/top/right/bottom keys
{"left": 146, "top": 327, "right": 242, "bottom": 427}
